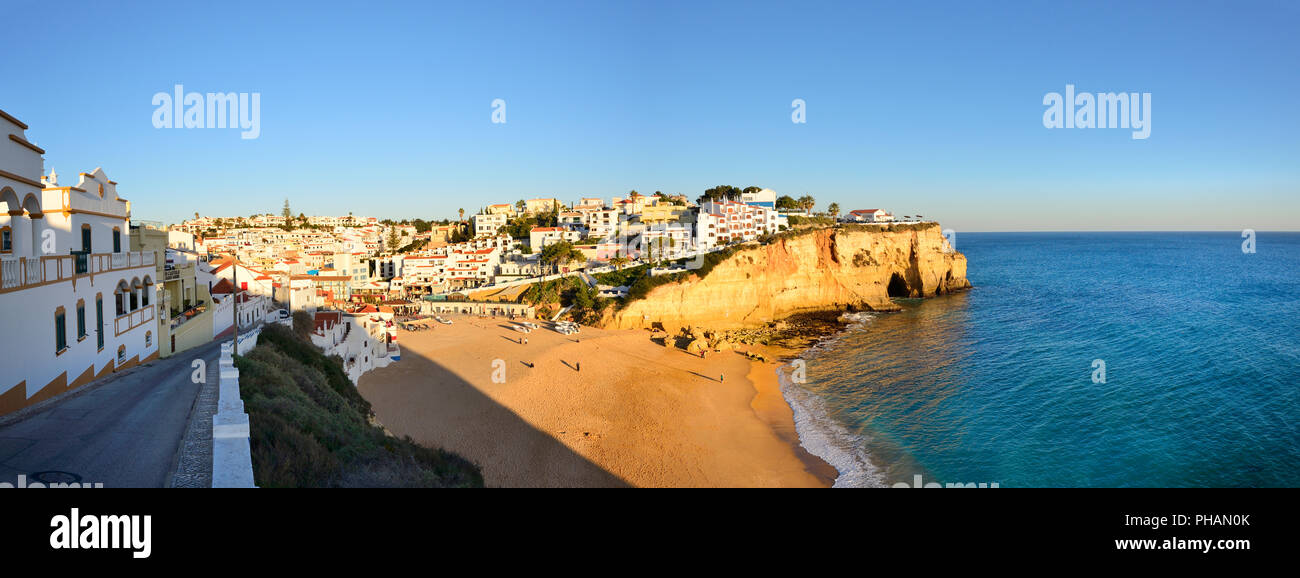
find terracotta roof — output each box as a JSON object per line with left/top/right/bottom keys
{"left": 211, "top": 278, "right": 235, "bottom": 294}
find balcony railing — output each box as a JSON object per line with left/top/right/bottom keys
{"left": 0, "top": 251, "right": 157, "bottom": 294}
{"left": 115, "top": 305, "right": 155, "bottom": 337}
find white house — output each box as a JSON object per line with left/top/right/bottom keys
{"left": 529, "top": 226, "right": 580, "bottom": 250}
{"left": 845, "top": 209, "right": 894, "bottom": 223}
{"left": 1, "top": 109, "right": 158, "bottom": 417}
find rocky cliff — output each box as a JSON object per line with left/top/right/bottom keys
{"left": 600, "top": 223, "right": 970, "bottom": 332}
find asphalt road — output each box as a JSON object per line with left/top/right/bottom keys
{"left": 0, "top": 339, "right": 223, "bottom": 488}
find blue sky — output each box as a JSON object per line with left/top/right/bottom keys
{"left": 2, "top": 0, "right": 1297, "bottom": 231}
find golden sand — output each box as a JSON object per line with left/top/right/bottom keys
{"left": 357, "top": 315, "right": 834, "bottom": 487}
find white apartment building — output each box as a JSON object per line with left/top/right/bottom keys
{"left": 695, "top": 199, "right": 786, "bottom": 251}
{"left": 637, "top": 223, "right": 694, "bottom": 259}
{"left": 1, "top": 109, "right": 158, "bottom": 416}
{"left": 473, "top": 212, "right": 508, "bottom": 237}
{"left": 584, "top": 208, "right": 621, "bottom": 239}
{"left": 400, "top": 254, "right": 448, "bottom": 295}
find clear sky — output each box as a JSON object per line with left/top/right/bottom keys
{"left": 2, "top": 0, "right": 1297, "bottom": 231}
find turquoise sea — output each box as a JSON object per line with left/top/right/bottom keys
{"left": 780, "top": 232, "right": 1300, "bottom": 487}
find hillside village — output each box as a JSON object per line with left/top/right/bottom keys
{"left": 1, "top": 105, "right": 920, "bottom": 418}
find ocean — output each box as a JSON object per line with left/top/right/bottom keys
{"left": 780, "top": 232, "right": 1300, "bottom": 488}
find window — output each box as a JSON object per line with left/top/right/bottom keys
{"left": 0, "top": 226, "right": 11, "bottom": 253}
{"left": 55, "top": 307, "right": 67, "bottom": 353}
{"left": 113, "top": 228, "right": 121, "bottom": 253}
{"left": 81, "top": 225, "right": 92, "bottom": 253}
{"left": 96, "top": 295, "right": 104, "bottom": 350}
{"left": 76, "top": 299, "right": 86, "bottom": 340}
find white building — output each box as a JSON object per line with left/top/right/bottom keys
{"left": 695, "top": 199, "right": 786, "bottom": 251}
{"left": 582, "top": 208, "right": 621, "bottom": 240}
{"left": 529, "top": 226, "right": 580, "bottom": 250}
{"left": 739, "top": 187, "right": 778, "bottom": 209}
{"left": 524, "top": 198, "right": 563, "bottom": 215}
{"left": 1, "top": 109, "right": 158, "bottom": 416}
{"left": 845, "top": 209, "right": 894, "bottom": 223}
{"left": 473, "top": 212, "right": 508, "bottom": 237}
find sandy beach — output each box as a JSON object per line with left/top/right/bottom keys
{"left": 357, "top": 314, "right": 835, "bottom": 487}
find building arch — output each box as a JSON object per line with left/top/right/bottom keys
{"left": 115, "top": 279, "right": 131, "bottom": 315}
{"left": 20, "top": 192, "right": 41, "bottom": 218}
{"left": 129, "top": 277, "right": 142, "bottom": 311}
{"left": 0, "top": 186, "right": 21, "bottom": 213}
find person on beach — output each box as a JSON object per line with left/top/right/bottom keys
{"left": 720, "top": 373, "right": 724, "bottom": 383}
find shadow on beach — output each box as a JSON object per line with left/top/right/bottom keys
{"left": 358, "top": 345, "right": 630, "bottom": 488}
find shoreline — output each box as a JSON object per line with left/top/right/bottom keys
{"left": 357, "top": 314, "right": 835, "bottom": 487}
{"left": 745, "top": 356, "right": 840, "bottom": 486}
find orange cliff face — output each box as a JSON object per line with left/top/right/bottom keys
{"left": 600, "top": 223, "right": 970, "bottom": 333}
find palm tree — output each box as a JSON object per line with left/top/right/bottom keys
{"left": 827, "top": 203, "right": 840, "bottom": 220}
{"left": 798, "top": 195, "right": 816, "bottom": 214}
{"left": 458, "top": 208, "right": 465, "bottom": 222}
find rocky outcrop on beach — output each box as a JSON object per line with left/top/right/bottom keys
{"left": 600, "top": 223, "right": 970, "bottom": 333}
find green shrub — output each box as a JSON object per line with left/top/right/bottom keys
{"left": 236, "top": 324, "right": 483, "bottom": 487}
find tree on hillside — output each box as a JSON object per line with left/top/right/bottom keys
{"left": 516, "top": 199, "right": 526, "bottom": 214}
{"left": 775, "top": 195, "right": 799, "bottom": 211}
{"left": 387, "top": 227, "right": 400, "bottom": 251}
{"left": 539, "top": 241, "right": 585, "bottom": 274}
{"left": 282, "top": 199, "right": 291, "bottom": 219}
{"left": 827, "top": 202, "right": 840, "bottom": 220}
{"left": 696, "top": 185, "right": 742, "bottom": 205}
{"left": 458, "top": 208, "right": 464, "bottom": 222}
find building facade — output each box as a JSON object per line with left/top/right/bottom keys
{"left": 1, "top": 109, "right": 159, "bottom": 416}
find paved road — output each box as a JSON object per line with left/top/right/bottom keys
{"left": 0, "top": 339, "right": 223, "bottom": 488}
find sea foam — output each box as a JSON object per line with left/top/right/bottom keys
{"left": 777, "top": 360, "right": 885, "bottom": 488}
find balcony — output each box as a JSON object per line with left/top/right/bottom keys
{"left": 114, "top": 304, "right": 156, "bottom": 337}
{"left": 0, "top": 251, "right": 156, "bottom": 294}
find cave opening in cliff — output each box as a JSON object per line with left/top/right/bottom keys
{"left": 887, "top": 273, "right": 912, "bottom": 298}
